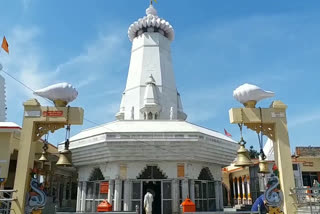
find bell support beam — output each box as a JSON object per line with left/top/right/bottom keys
{"left": 11, "top": 99, "right": 84, "bottom": 214}
{"left": 229, "top": 100, "right": 296, "bottom": 214}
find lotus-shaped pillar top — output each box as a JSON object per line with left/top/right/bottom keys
{"left": 233, "top": 83, "right": 274, "bottom": 108}
{"left": 34, "top": 82, "right": 78, "bottom": 107}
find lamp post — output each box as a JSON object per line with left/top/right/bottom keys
{"left": 229, "top": 84, "right": 296, "bottom": 214}
{"left": 11, "top": 98, "right": 83, "bottom": 214}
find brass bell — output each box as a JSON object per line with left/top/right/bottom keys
{"left": 234, "top": 143, "right": 253, "bottom": 167}
{"left": 258, "top": 159, "right": 270, "bottom": 174}
{"left": 56, "top": 149, "right": 72, "bottom": 166}
{"left": 39, "top": 151, "right": 48, "bottom": 162}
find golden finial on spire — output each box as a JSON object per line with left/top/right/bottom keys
{"left": 150, "top": 0, "right": 157, "bottom": 5}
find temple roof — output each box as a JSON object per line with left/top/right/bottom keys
{"left": 67, "top": 120, "right": 237, "bottom": 143}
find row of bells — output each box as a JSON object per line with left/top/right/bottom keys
{"left": 40, "top": 142, "right": 269, "bottom": 171}
{"left": 39, "top": 149, "right": 72, "bottom": 167}
{"left": 234, "top": 144, "right": 270, "bottom": 174}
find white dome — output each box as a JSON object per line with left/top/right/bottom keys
{"left": 128, "top": 5, "right": 175, "bottom": 42}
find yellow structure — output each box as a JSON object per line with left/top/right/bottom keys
{"left": 229, "top": 101, "right": 296, "bottom": 214}
{"left": 10, "top": 99, "right": 83, "bottom": 214}
{"left": 0, "top": 125, "right": 55, "bottom": 189}
{"left": 0, "top": 122, "right": 21, "bottom": 187}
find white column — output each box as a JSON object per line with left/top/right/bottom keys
{"left": 219, "top": 182, "right": 223, "bottom": 210}
{"left": 181, "top": 179, "right": 189, "bottom": 200}
{"left": 237, "top": 177, "right": 241, "bottom": 205}
{"left": 92, "top": 182, "right": 96, "bottom": 212}
{"left": 68, "top": 179, "right": 72, "bottom": 206}
{"left": 232, "top": 178, "right": 236, "bottom": 205}
{"left": 247, "top": 176, "right": 252, "bottom": 205}
{"left": 114, "top": 179, "right": 122, "bottom": 211}
{"left": 76, "top": 182, "right": 82, "bottom": 212}
{"left": 241, "top": 176, "right": 246, "bottom": 204}
{"left": 190, "top": 180, "right": 195, "bottom": 203}
{"left": 108, "top": 180, "right": 114, "bottom": 205}
{"left": 80, "top": 182, "right": 87, "bottom": 212}
{"left": 214, "top": 181, "right": 223, "bottom": 211}
{"left": 63, "top": 177, "right": 68, "bottom": 204}
{"left": 172, "top": 179, "right": 179, "bottom": 214}
{"left": 57, "top": 181, "right": 61, "bottom": 206}
{"left": 124, "top": 180, "right": 132, "bottom": 211}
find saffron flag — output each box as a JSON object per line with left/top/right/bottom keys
{"left": 153, "top": 0, "right": 157, "bottom": 3}
{"left": 224, "top": 129, "right": 232, "bottom": 137}
{"left": 1, "top": 36, "right": 9, "bottom": 54}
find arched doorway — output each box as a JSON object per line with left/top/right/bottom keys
{"left": 137, "top": 165, "right": 168, "bottom": 214}
{"left": 195, "top": 167, "right": 216, "bottom": 211}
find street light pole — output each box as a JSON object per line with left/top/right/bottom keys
{"left": 229, "top": 100, "right": 296, "bottom": 214}
{"left": 11, "top": 99, "right": 84, "bottom": 214}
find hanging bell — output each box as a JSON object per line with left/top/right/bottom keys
{"left": 258, "top": 159, "right": 270, "bottom": 174}
{"left": 234, "top": 143, "right": 253, "bottom": 167}
{"left": 39, "top": 151, "right": 48, "bottom": 162}
{"left": 56, "top": 149, "right": 72, "bottom": 167}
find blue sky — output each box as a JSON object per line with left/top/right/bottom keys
{"left": 1, "top": 0, "right": 320, "bottom": 152}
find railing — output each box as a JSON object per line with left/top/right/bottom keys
{"left": 291, "top": 186, "right": 320, "bottom": 214}
{"left": 0, "top": 190, "right": 16, "bottom": 214}
{"left": 183, "top": 211, "right": 260, "bottom": 214}
{"left": 55, "top": 205, "right": 139, "bottom": 214}
{"left": 182, "top": 206, "right": 261, "bottom": 214}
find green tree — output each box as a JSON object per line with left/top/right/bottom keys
{"left": 88, "top": 167, "right": 105, "bottom": 181}
{"left": 249, "top": 146, "right": 259, "bottom": 159}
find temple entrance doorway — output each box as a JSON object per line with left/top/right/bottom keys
{"left": 142, "top": 181, "right": 161, "bottom": 214}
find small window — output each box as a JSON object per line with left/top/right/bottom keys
{"left": 148, "top": 112, "right": 153, "bottom": 120}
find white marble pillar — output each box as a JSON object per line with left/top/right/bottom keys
{"left": 232, "top": 178, "right": 236, "bottom": 204}
{"left": 172, "top": 179, "right": 179, "bottom": 214}
{"left": 247, "top": 175, "right": 252, "bottom": 205}
{"left": 63, "top": 178, "right": 68, "bottom": 205}
{"left": 114, "top": 179, "right": 122, "bottom": 211}
{"left": 108, "top": 180, "right": 115, "bottom": 207}
{"left": 242, "top": 176, "right": 246, "bottom": 204}
{"left": 237, "top": 177, "right": 241, "bottom": 205}
{"left": 190, "top": 180, "right": 195, "bottom": 203}
{"left": 219, "top": 182, "right": 223, "bottom": 210}
{"left": 57, "top": 181, "right": 61, "bottom": 207}
{"left": 91, "top": 182, "right": 96, "bottom": 212}
{"left": 214, "top": 181, "right": 223, "bottom": 211}
{"left": 181, "top": 179, "right": 189, "bottom": 200}
{"left": 80, "top": 182, "right": 87, "bottom": 212}
{"left": 68, "top": 179, "right": 72, "bottom": 206}
{"left": 76, "top": 182, "right": 82, "bottom": 212}
{"left": 123, "top": 180, "right": 132, "bottom": 211}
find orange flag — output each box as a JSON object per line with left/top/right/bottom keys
{"left": 1, "top": 36, "right": 9, "bottom": 54}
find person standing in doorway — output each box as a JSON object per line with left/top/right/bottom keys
{"left": 144, "top": 189, "right": 153, "bottom": 214}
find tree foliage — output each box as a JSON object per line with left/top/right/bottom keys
{"left": 249, "top": 146, "right": 259, "bottom": 159}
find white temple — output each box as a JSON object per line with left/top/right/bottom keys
{"left": 62, "top": 4, "right": 238, "bottom": 213}
{"left": 0, "top": 75, "right": 6, "bottom": 122}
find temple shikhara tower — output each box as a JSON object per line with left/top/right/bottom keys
{"left": 63, "top": 4, "right": 238, "bottom": 213}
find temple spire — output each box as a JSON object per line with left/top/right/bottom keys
{"left": 116, "top": 1, "right": 186, "bottom": 121}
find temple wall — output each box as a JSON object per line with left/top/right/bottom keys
{"left": 77, "top": 161, "right": 222, "bottom": 181}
